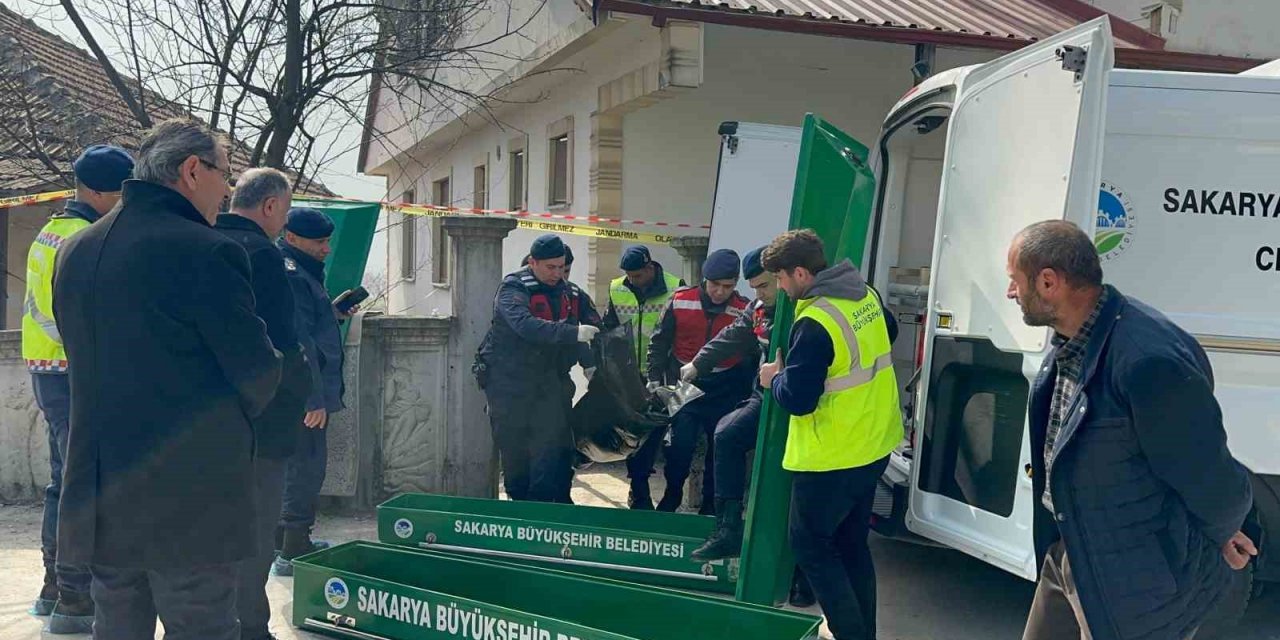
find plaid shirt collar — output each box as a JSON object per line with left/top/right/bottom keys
{"left": 1050, "top": 287, "right": 1110, "bottom": 371}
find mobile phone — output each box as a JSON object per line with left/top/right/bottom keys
{"left": 334, "top": 286, "right": 369, "bottom": 314}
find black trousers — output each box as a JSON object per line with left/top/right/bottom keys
{"left": 789, "top": 456, "right": 889, "bottom": 640}
{"left": 280, "top": 425, "right": 326, "bottom": 532}
{"left": 237, "top": 457, "right": 287, "bottom": 640}
{"left": 487, "top": 380, "right": 572, "bottom": 503}
{"left": 34, "top": 373, "right": 92, "bottom": 593}
{"left": 711, "top": 389, "right": 763, "bottom": 502}
{"left": 91, "top": 563, "right": 239, "bottom": 640}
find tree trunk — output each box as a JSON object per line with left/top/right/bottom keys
{"left": 264, "top": 0, "right": 302, "bottom": 168}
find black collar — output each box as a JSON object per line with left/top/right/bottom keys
{"left": 120, "top": 180, "right": 211, "bottom": 227}
{"left": 215, "top": 213, "right": 269, "bottom": 238}
{"left": 279, "top": 239, "right": 326, "bottom": 281}
{"left": 62, "top": 200, "right": 103, "bottom": 224}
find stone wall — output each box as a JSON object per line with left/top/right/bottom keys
{"left": 0, "top": 331, "right": 44, "bottom": 502}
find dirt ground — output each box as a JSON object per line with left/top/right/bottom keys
{"left": 1, "top": 462, "right": 1276, "bottom": 639}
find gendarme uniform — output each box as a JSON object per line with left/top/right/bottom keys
{"left": 604, "top": 245, "right": 682, "bottom": 375}
{"left": 23, "top": 204, "right": 96, "bottom": 373}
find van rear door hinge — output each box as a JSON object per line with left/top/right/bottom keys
{"left": 1057, "top": 45, "right": 1087, "bottom": 79}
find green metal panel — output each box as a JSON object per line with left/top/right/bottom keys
{"left": 293, "top": 541, "right": 820, "bottom": 640}
{"left": 378, "top": 494, "right": 737, "bottom": 593}
{"left": 736, "top": 113, "right": 878, "bottom": 606}
{"left": 291, "top": 198, "right": 380, "bottom": 337}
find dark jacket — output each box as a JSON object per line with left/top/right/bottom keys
{"left": 216, "top": 214, "right": 313, "bottom": 459}
{"left": 63, "top": 199, "right": 103, "bottom": 224}
{"left": 1029, "top": 286, "right": 1252, "bottom": 640}
{"left": 690, "top": 297, "right": 771, "bottom": 380}
{"left": 568, "top": 280, "right": 601, "bottom": 371}
{"left": 771, "top": 261, "right": 897, "bottom": 415}
{"left": 52, "top": 180, "right": 282, "bottom": 569}
{"left": 281, "top": 240, "right": 345, "bottom": 413}
{"left": 647, "top": 284, "right": 754, "bottom": 395}
{"left": 479, "top": 267, "right": 582, "bottom": 392}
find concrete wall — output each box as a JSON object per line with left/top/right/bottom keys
{"left": 383, "top": 21, "right": 995, "bottom": 317}
{"left": 0, "top": 331, "right": 46, "bottom": 501}
{"left": 1092, "top": 0, "right": 1280, "bottom": 60}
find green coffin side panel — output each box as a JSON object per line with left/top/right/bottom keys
{"left": 737, "top": 113, "right": 878, "bottom": 606}
{"left": 293, "top": 542, "right": 821, "bottom": 640}
{"left": 378, "top": 494, "right": 737, "bottom": 593}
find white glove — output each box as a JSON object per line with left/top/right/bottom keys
{"left": 680, "top": 363, "right": 698, "bottom": 382}
{"left": 646, "top": 381, "right": 661, "bottom": 393}
{"left": 577, "top": 325, "right": 599, "bottom": 343}
{"left": 583, "top": 366, "right": 596, "bottom": 381}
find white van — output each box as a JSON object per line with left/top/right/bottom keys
{"left": 864, "top": 16, "right": 1278, "bottom": 626}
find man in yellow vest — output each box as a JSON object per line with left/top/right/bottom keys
{"left": 23, "top": 144, "right": 133, "bottom": 633}
{"left": 601, "top": 245, "right": 683, "bottom": 508}
{"left": 758, "top": 229, "right": 901, "bottom": 640}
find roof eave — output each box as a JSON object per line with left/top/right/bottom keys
{"left": 598, "top": 0, "right": 1260, "bottom": 74}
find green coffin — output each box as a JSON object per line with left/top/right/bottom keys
{"left": 377, "top": 494, "right": 738, "bottom": 593}
{"left": 293, "top": 541, "right": 820, "bottom": 640}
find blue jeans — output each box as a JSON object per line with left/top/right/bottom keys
{"left": 34, "top": 373, "right": 91, "bottom": 593}
{"left": 279, "top": 424, "right": 327, "bottom": 531}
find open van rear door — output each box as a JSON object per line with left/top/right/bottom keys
{"left": 905, "top": 18, "right": 1113, "bottom": 580}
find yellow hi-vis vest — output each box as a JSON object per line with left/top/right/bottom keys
{"left": 609, "top": 271, "right": 680, "bottom": 374}
{"left": 22, "top": 215, "right": 91, "bottom": 373}
{"left": 783, "top": 290, "right": 903, "bottom": 472}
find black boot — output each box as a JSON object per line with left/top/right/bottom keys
{"left": 49, "top": 590, "right": 94, "bottom": 634}
{"left": 789, "top": 569, "right": 816, "bottom": 608}
{"left": 628, "top": 478, "right": 654, "bottom": 510}
{"left": 656, "top": 485, "right": 684, "bottom": 512}
{"left": 691, "top": 500, "right": 743, "bottom": 562}
{"left": 29, "top": 568, "right": 57, "bottom": 616}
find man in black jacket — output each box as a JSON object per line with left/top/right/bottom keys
{"left": 215, "top": 168, "right": 312, "bottom": 640}
{"left": 1009, "top": 221, "right": 1255, "bottom": 640}
{"left": 52, "top": 118, "right": 282, "bottom": 640}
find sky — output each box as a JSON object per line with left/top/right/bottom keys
{"left": 9, "top": 0, "right": 390, "bottom": 277}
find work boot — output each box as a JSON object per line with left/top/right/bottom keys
{"left": 272, "top": 528, "right": 331, "bottom": 577}
{"left": 29, "top": 568, "right": 57, "bottom": 616}
{"left": 48, "top": 590, "right": 94, "bottom": 634}
{"left": 691, "top": 500, "right": 744, "bottom": 562}
{"left": 656, "top": 486, "right": 683, "bottom": 512}
{"left": 789, "top": 571, "right": 816, "bottom": 608}
{"left": 628, "top": 479, "right": 653, "bottom": 510}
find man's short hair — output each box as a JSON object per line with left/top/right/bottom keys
{"left": 134, "top": 118, "right": 226, "bottom": 186}
{"left": 1014, "top": 220, "right": 1103, "bottom": 289}
{"left": 231, "top": 168, "right": 291, "bottom": 211}
{"left": 761, "top": 229, "right": 827, "bottom": 275}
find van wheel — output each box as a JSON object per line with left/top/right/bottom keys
{"left": 1195, "top": 563, "right": 1254, "bottom": 640}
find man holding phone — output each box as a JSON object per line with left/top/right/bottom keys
{"left": 274, "top": 207, "right": 352, "bottom": 575}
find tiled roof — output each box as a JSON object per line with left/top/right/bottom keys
{"left": 0, "top": 3, "right": 330, "bottom": 195}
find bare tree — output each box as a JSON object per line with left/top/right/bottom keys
{"left": 56, "top": 0, "right": 553, "bottom": 189}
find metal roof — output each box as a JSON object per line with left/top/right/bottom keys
{"left": 640, "top": 0, "right": 1159, "bottom": 48}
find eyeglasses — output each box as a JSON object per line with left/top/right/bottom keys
{"left": 198, "top": 157, "right": 233, "bottom": 183}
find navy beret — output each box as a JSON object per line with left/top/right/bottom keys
{"left": 563, "top": 244, "right": 575, "bottom": 265}
{"left": 73, "top": 145, "right": 133, "bottom": 193}
{"left": 742, "top": 246, "right": 765, "bottom": 280}
{"left": 285, "top": 207, "right": 335, "bottom": 239}
{"left": 619, "top": 245, "right": 651, "bottom": 271}
{"left": 529, "top": 234, "right": 565, "bottom": 260}
{"left": 703, "top": 249, "right": 740, "bottom": 281}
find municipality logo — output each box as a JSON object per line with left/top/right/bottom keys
{"left": 393, "top": 518, "right": 414, "bottom": 539}
{"left": 324, "top": 577, "right": 350, "bottom": 609}
{"left": 1095, "top": 182, "right": 1135, "bottom": 262}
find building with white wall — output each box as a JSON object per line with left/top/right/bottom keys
{"left": 360, "top": 0, "right": 1276, "bottom": 316}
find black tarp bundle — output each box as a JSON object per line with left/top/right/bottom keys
{"left": 570, "top": 324, "right": 670, "bottom": 463}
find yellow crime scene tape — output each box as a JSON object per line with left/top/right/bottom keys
{"left": 0, "top": 189, "right": 701, "bottom": 245}
{"left": 398, "top": 204, "right": 688, "bottom": 245}
{"left": 0, "top": 189, "right": 74, "bottom": 210}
